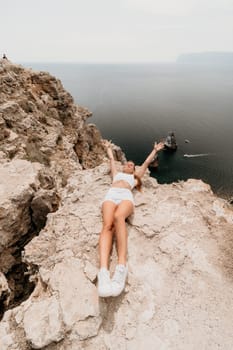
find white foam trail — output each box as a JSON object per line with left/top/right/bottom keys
{"left": 183, "top": 153, "right": 210, "bottom": 158}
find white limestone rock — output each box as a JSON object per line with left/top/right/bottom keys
{"left": 0, "top": 159, "right": 42, "bottom": 252}
{"left": 23, "top": 296, "right": 64, "bottom": 349}
{"left": 0, "top": 321, "right": 16, "bottom": 350}
{"left": 1, "top": 162, "right": 233, "bottom": 350}
{"left": 49, "top": 258, "right": 99, "bottom": 329}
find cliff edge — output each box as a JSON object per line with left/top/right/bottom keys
{"left": 0, "top": 60, "right": 233, "bottom": 350}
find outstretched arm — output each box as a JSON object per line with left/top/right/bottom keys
{"left": 102, "top": 140, "right": 117, "bottom": 178}
{"left": 136, "top": 142, "right": 164, "bottom": 178}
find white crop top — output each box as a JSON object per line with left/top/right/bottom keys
{"left": 113, "top": 172, "right": 135, "bottom": 189}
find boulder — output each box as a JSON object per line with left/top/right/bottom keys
{"left": 0, "top": 159, "right": 42, "bottom": 253}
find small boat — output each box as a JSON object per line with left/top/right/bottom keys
{"left": 183, "top": 153, "right": 210, "bottom": 158}
{"left": 185, "top": 139, "right": 190, "bottom": 143}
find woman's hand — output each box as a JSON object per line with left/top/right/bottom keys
{"left": 102, "top": 139, "right": 112, "bottom": 149}
{"left": 136, "top": 141, "right": 164, "bottom": 178}
{"left": 102, "top": 139, "right": 115, "bottom": 160}
{"left": 154, "top": 141, "right": 164, "bottom": 152}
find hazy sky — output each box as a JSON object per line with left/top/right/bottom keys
{"left": 1, "top": 0, "right": 233, "bottom": 62}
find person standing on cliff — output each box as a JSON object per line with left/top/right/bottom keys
{"left": 98, "top": 140, "right": 164, "bottom": 297}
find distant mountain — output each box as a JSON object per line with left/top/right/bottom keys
{"left": 177, "top": 52, "right": 233, "bottom": 64}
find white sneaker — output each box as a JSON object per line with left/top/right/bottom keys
{"left": 111, "top": 264, "right": 128, "bottom": 297}
{"left": 97, "top": 268, "right": 112, "bottom": 297}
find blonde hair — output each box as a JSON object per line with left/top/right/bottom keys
{"left": 128, "top": 160, "right": 142, "bottom": 191}
{"left": 134, "top": 173, "right": 142, "bottom": 191}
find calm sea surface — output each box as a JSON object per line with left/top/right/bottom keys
{"left": 24, "top": 63, "right": 233, "bottom": 198}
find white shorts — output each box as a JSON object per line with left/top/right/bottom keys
{"left": 102, "top": 188, "right": 134, "bottom": 206}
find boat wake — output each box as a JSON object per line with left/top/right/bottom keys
{"left": 183, "top": 153, "right": 210, "bottom": 158}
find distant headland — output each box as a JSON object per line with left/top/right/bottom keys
{"left": 177, "top": 51, "right": 233, "bottom": 64}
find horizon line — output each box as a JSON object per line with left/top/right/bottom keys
{"left": 19, "top": 60, "right": 175, "bottom": 64}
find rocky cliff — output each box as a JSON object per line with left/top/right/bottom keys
{"left": 0, "top": 60, "right": 233, "bottom": 350}
{"left": 0, "top": 59, "right": 124, "bottom": 319}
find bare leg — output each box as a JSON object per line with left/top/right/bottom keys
{"left": 113, "top": 200, "right": 134, "bottom": 265}
{"left": 99, "top": 201, "right": 117, "bottom": 269}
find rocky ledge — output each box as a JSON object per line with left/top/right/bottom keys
{"left": 0, "top": 60, "right": 233, "bottom": 350}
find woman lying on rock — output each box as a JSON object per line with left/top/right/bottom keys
{"left": 98, "top": 140, "right": 164, "bottom": 297}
